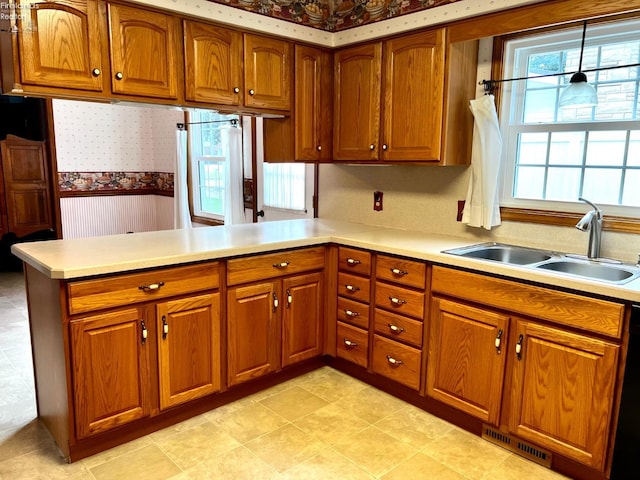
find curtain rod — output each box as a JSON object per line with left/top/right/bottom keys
{"left": 176, "top": 119, "right": 239, "bottom": 130}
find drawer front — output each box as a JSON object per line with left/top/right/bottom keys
{"left": 374, "top": 308, "right": 423, "bottom": 348}
{"left": 336, "top": 322, "right": 368, "bottom": 368}
{"left": 227, "top": 247, "right": 325, "bottom": 285}
{"left": 68, "top": 262, "right": 219, "bottom": 315}
{"left": 372, "top": 334, "right": 421, "bottom": 391}
{"left": 338, "top": 272, "right": 371, "bottom": 303}
{"left": 376, "top": 255, "right": 426, "bottom": 290}
{"left": 375, "top": 282, "right": 425, "bottom": 320}
{"left": 338, "top": 247, "right": 372, "bottom": 276}
{"left": 337, "top": 296, "right": 370, "bottom": 330}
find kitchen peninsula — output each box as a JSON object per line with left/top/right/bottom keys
{"left": 12, "top": 219, "right": 640, "bottom": 480}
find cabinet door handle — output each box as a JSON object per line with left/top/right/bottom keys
{"left": 343, "top": 338, "right": 358, "bottom": 347}
{"left": 141, "top": 320, "right": 147, "bottom": 344}
{"left": 369, "top": 144, "right": 375, "bottom": 151}
{"left": 273, "top": 292, "right": 279, "bottom": 312}
{"left": 386, "top": 355, "right": 403, "bottom": 366}
{"left": 388, "top": 323, "right": 405, "bottom": 334}
{"left": 162, "top": 315, "right": 168, "bottom": 339}
{"left": 390, "top": 268, "right": 408, "bottom": 276}
{"left": 286, "top": 288, "right": 292, "bottom": 308}
{"left": 389, "top": 296, "right": 407, "bottom": 305}
{"left": 248, "top": 88, "right": 255, "bottom": 95}
{"left": 139, "top": 281, "right": 164, "bottom": 292}
{"left": 233, "top": 86, "right": 240, "bottom": 93}
{"left": 382, "top": 144, "right": 388, "bottom": 151}
{"left": 346, "top": 258, "right": 361, "bottom": 266}
{"left": 515, "top": 334, "right": 524, "bottom": 360}
{"left": 344, "top": 309, "right": 360, "bottom": 317}
{"left": 115, "top": 72, "right": 123, "bottom": 80}
{"left": 272, "top": 261, "right": 290, "bottom": 269}
{"left": 92, "top": 68, "right": 101, "bottom": 76}
{"left": 495, "top": 329, "right": 503, "bottom": 353}
{"left": 345, "top": 284, "right": 360, "bottom": 292}
{"left": 316, "top": 145, "right": 322, "bottom": 151}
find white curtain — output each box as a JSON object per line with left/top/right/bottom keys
{"left": 462, "top": 94, "right": 503, "bottom": 230}
{"left": 174, "top": 128, "right": 192, "bottom": 229}
{"left": 222, "top": 126, "right": 247, "bottom": 225}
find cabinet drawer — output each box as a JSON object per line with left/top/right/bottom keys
{"left": 374, "top": 308, "right": 423, "bottom": 348}
{"left": 338, "top": 247, "right": 372, "bottom": 276}
{"left": 337, "top": 297, "right": 370, "bottom": 330}
{"left": 336, "top": 322, "right": 368, "bottom": 368}
{"left": 376, "top": 255, "right": 426, "bottom": 290}
{"left": 227, "top": 247, "right": 325, "bottom": 285}
{"left": 372, "top": 334, "right": 421, "bottom": 391}
{"left": 375, "top": 282, "right": 425, "bottom": 320}
{"left": 338, "top": 272, "right": 371, "bottom": 303}
{"left": 67, "top": 262, "right": 219, "bottom": 315}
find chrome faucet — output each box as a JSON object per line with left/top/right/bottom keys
{"left": 575, "top": 197, "right": 603, "bottom": 259}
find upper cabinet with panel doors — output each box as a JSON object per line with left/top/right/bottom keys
{"left": 333, "top": 28, "right": 478, "bottom": 165}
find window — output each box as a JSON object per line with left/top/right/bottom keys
{"left": 188, "top": 111, "right": 239, "bottom": 221}
{"left": 499, "top": 18, "right": 640, "bottom": 219}
{"left": 263, "top": 163, "right": 307, "bottom": 212}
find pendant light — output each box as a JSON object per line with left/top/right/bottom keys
{"left": 558, "top": 21, "right": 598, "bottom": 108}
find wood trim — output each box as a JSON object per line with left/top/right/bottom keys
{"left": 500, "top": 207, "right": 640, "bottom": 234}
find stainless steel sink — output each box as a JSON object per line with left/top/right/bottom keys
{"left": 443, "top": 243, "right": 553, "bottom": 265}
{"left": 535, "top": 259, "right": 640, "bottom": 284}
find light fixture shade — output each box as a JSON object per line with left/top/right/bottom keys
{"left": 559, "top": 72, "right": 598, "bottom": 108}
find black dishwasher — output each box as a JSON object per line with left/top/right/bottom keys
{"left": 610, "top": 304, "right": 640, "bottom": 479}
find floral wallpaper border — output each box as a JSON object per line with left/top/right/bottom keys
{"left": 207, "top": 0, "right": 463, "bottom": 31}
{"left": 58, "top": 172, "right": 174, "bottom": 197}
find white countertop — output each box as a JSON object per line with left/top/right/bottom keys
{"left": 12, "top": 219, "right": 640, "bottom": 303}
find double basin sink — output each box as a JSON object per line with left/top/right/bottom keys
{"left": 444, "top": 243, "right": 640, "bottom": 285}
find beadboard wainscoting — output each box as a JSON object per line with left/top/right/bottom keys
{"left": 60, "top": 195, "right": 174, "bottom": 239}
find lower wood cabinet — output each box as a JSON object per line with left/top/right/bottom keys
{"left": 371, "top": 334, "right": 421, "bottom": 390}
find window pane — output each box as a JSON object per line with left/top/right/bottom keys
{"left": 582, "top": 168, "right": 622, "bottom": 204}
{"left": 518, "top": 133, "right": 548, "bottom": 165}
{"left": 199, "top": 161, "right": 224, "bottom": 215}
{"left": 623, "top": 170, "right": 640, "bottom": 206}
{"left": 514, "top": 166, "right": 545, "bottom": 198}
{"left": 523, "top": 87, "right": 558, "bottom": 123}
{"left": 628, "top": 131, "right": 640, "bottom": 166}
{"left": 263, "top": 163, "right": 306, "bottom": 211}
{"left": 548, "top": 131, "right": 585, "bottom": 165}
{"left": 545, "top": 167, "right": 581, "bottom": 201}
{"left": 585, "top": 130, "right": 627, "bottom": 166}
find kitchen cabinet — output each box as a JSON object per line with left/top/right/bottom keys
{"left": 333, "top": 28, "right": 478, "bottom": 164}
{"left": 226, "top": 247, "right": 325, "bottom": 386}
{"left": 107, "top": 3, "right": 182, "bottom": 99}
{"left": 243, "top": 34, "right": 292, "bottom": 111}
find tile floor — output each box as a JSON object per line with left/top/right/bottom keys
{"left": 0, "top": 271, "right": 571, "bottom": 479}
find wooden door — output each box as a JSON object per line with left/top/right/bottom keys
{"left": 0, "top": 135, "right": 53, "bottom": 237}
{"left": 107, "top": 3, "right": 181, "bottom": 99}
{"left": 243, "top": 34, "right": 292, "bottom": 111}
{"left": 294, "top": 45, "right": 333, "bottom": 162}
{"left": 183, "top": 20, "right": 243, "bottom": 106}
{"left": 282, "top": 272, "right": 323, "bottom": 366}
{"left": 508, "top": 319, "right": 619, "bottom": 470}
{"left": 156, "top": 293, "right": 221, "bottom": 410}
{"left": 427, "top": 298, "right": 510, "bottom": 426}
{"left": 333, "top": 43, "right": 382, "bottom": 161}
{"left": 70, "top": 308, "right": 150, "bottom": 439}
{"left": 382, "top": 29, "right": 445, "bottom": 162}
{"left": 227, "top": 281, "right": 280, "bottom": 386}
{"left": 15, "top": 0, "right": 106, "bottom": 92}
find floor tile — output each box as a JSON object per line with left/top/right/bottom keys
{"left": 295, "top": 368, "right": 369, "bottom": 403}
{"left": 331, "top": 385, "right": 408, "bottom": 424}
{"left": 480, "top": 453, "right": 570, "bottom": 480}
{"left": 374, "top": 404, "right": 455, "bottom": 449}
{"left": 208, "top": 400, "right": 289, "bottom": 443}
{"left": 293, "top": 403, "right": 370, "bottom": 445}
{"left": 381, "top": 451, "right": 468, "bottom": 480}
{"left": 281, "top": 447, "right": 374, "bottom": 480}
{"left": 259, "top": 385, "right": 329, "bottom": 421}
{"left": 89, "top": 444, "right": 181, "bottom": 480}
{"left": 0, "top": 443, "right": 92, "bottom": 480}
{"left": 185, "top": 445, "right": 281, "bottom": 479}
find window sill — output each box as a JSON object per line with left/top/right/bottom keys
{"left": 500, "top": 207, "right": 640, "bottom": 234}
{"left": 190, "top": 216, "right": 224, "bottom": 227}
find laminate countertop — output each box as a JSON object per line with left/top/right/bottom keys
{"left": 11, "top": 218, "right": 640, "bottom": 303}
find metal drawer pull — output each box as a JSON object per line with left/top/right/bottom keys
{"left": 386, "top": 355, "right": 403, "bottom": 365}
{"left": 141, "top": 320, "right": 147, "bottom": 343}
{"left": 343, "top": 339, "right": 359, "bottom": 347}
{"left": 162, "top": 316, "right": 168, "bottom": 339}
{"left": 273, "top": 292, "right": 279, "bottom": 312}
{"left": 516, "top": 334, "right": 524, "bottom": 360}
{"left": 495, "top": 329, "right": 503, "bottom": 353}
{"left": 286, "top": 288, "right": 292, "bottom": 307}
{"left": 390, "top": 268, "right": 408, "bottom": 276}
{"left": 345, "top": 285, "right": 360, "bottom": 292}
{"left": 272, "top": 261, "right": 290, "bottom": 269}
{"left": 389, "top": 296, "right": 407, "bottom": 305}
{"left": 345, "top": 309, "right": 360, "bottom": 317}
{"left": 346, "top": 258, "right": 361, "bottom": 265}
{"left": 388, "top": 324, "right": 405, "bottom": 334}
{"left": 139, "top": 281, "right": 164, "bottom": 292}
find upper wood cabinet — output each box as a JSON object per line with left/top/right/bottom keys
{"left": 8, "top": 0, "right": 107, "bottom": 93}
{"left": 243, "top": 34, "right": 292, "bottom": 111}
{"left": 107, "top": 3, "right": 182, "bottom": 99}
{"left": 333, "top": 28, "right": 478, "bottom": 164}
{"left": 183, "top": 20, "right": 243, "bottom": 106}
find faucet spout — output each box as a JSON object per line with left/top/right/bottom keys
{"left": 576, "top": 197, "right": 603, "bottom": 259}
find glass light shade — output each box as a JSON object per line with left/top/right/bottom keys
{"left": 559, "top": 72, "right": 598, "bottom": 108}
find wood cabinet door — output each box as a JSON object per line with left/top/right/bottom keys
{"left": 0, "top": 135, "right": 53, "bottom": 237}
{"left": 156, "top": 293, "right": 221, "bottom": 410}
{"left": 227, "top": 281, "right": 280, "bottom": 386}
{"left": 295, "top": 45, "right": 333, "bottom": 161}
{"left": 16, "top": 0, "right": 106, "bottom": 91}
{"left": 508, "top": 320, "right": 619, "bottom": 470}
{"left": 70, "top": 308, "right": 150, "bottom": 439}
{"left": 333, "top": 43, "right": 381, "bottom": 161}
{"left": 243, "top": 34, "right": 292, "bottom": 111}
{"left": 427, "top": 298, "right": 510, "bottom": 426}
{"left": 382, "top": 29, "right": 445, "bottom": 162}
{"left": 107, "top": 3, "right": 180, "bottom": 99}
{"left": 282, "top": 272, "right": 323, "bottom": 367}
{"left": 183, "top": 20, "right": 243, "bottom": 106}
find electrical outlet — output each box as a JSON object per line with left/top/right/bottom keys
{"left": 374, "top": 191, "right": 383, "bottom": 211}
{"left": 457, "top": 200, "right": 465, "bottom": 221}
